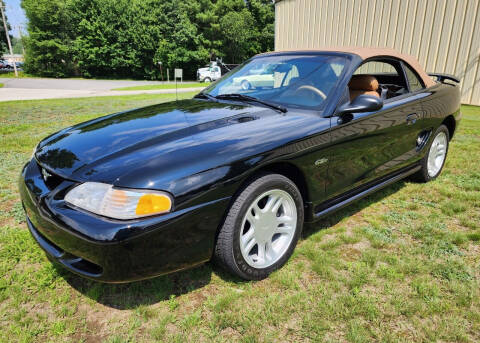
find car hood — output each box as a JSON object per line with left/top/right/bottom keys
{"left": 34, "top": 100, "right": 264, "bottom": 179}
{"left": 35, "top": 99, "right": 327, "bottom": 194}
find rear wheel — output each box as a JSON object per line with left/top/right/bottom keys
{"left": 412, "top": 124, "right": 449, "bottom": 182}
{"left": 241, "top": 80, "right": 252, "bottom": 90}
{"left": 214, "top": 174, "right": 304, "bottom": 280}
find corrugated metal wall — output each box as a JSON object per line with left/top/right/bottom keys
{"left": 275, "top": 0, "right": 480, "bottom": 105}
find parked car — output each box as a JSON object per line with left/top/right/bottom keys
{"left": 0, "top": 60, "right": 17, "bottom": 70}
{"left": 0, "top": 59, "right": 7, "bottom": 69}
{"left": 19, "top": 48, "right": 461, "bottom": 282}
{"left": 233, "top": 72, "right": 274, "bottom": 89}
{"left": 232, "top": 64, "right": 278, "bottom": 89}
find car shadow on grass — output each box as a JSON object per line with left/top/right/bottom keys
{"left": 55, "top": 180, "right": 407, "bottom": 309}
{"left": 55, "top": 261, "right": 247, "bottom": 310}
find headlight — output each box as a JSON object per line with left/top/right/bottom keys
{"left": 65, "top": 182, "right": 173, "bottom": 220}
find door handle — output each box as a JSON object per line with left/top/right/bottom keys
{"left": 406, "top": 113, "right": 418, "bottom": 125}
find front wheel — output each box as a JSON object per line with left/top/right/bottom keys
{"left": 204, "top": 77, "right": 212, "bottom": 83}
{"left": 412, "top": 124, "right": 450, "bottom": 182}
{"left": 214, "top": 174, "right": 304, "bottom": 280}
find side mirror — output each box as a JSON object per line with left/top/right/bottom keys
{"left": 336, "top": 95, "right": 383, "bottom": 116}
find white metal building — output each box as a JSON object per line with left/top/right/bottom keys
{"left": 274, "top": 0, "right": 480, "bottom": 105}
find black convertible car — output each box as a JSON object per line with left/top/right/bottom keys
{"left": 19, "top": 48, "right": 461, "bottom": 282}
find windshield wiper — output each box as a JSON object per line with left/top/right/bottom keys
{"left": 215, "top": 93, "right": 287, "bottom": 113}
{"left": 194, "top": 92, "right": 218, "bottom": 102}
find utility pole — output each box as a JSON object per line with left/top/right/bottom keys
{"left": 1, "top": 1, "right": 17, "bottom": 77}
{"left": 16, "top": 25, "right": 25, "bottom": 55}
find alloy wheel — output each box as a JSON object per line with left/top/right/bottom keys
{"left": 239, "top": 189, "right": 297, "bottom": 269}
{"left": 427, "top": 131, "right": 448, "bottom": 177}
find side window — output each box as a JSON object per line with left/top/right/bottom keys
{"left": 404, "top": 64, "right": 425, "bottom": 92}
{"left": 354, "top": 61, "right": 398, "bottom": 75}
{"left": 352, "top": 59, "right": 409, "bottom": 101}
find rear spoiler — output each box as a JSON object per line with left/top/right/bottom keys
{"left": 428, "top": 73, "right": 460, "bottom": 83}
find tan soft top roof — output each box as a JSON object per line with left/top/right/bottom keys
{"left": 270, "top": 47, "right": 436, "bottom": 87}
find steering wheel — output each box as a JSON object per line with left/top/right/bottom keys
{"left": 294, "top": 85, "right": 327, "bottom": 100}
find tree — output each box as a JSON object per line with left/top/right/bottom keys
{"left": 21, "top": 0, "right": 74, "bottom": 77}
{"left": 200, "top": 0, "right": 274, "bottom": 64}
{"left": 11, "top": 37, "right": 24, "bottom": 54}
{"left": 21, "top": 0, "right": 275, "bottom": 79}
{"left": 68, "top": 0, "right": 146, "bottom": 78}
{"left": 219, "top": 10, "right": 255, "bottom": 64}
{"left": 0, "top": 0, "right": 12, "bottom": 54}
{"left": 247, "top": 0, "right": 275, "bottom": 53}
{"left": 153, "top": 1, "right": 210, "bottom": 79}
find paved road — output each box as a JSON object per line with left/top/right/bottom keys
{"left": 0, "top": 78, "right": 204, "bottom": 101}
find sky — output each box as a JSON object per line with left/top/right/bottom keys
{"left": 4, "top": 0, "right": 27, "bottom": 38}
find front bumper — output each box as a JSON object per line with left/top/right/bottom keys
{"left": 19, "top": 159, "right": 230, "bottom": 283}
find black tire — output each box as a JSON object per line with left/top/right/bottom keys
{"left": 204, "top": 77, "right": 212, "bottom": 83}
{"left": 214, "top": 173, "right": 304, "bottom": 280}
{"left": 412, "top": 124, "right": 450, "bottom": 183}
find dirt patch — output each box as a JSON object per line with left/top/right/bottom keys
{"left": 70, "top": 319, "right": 106, "bottom": 343}
{"left": 76, "top": 302, "right": 130, "bottom": 339}
{"left": 220, "top": 327, "right": 242, "bottom": 341}
{"left": 338, "top": 240, "right": 371, "bottom": 261}
{"left": 339, "top": 246, "right": 362, "bottom": 262}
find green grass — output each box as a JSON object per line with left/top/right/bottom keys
{"left": 0, "top": 71, "right": 32, "bottom": 78}
{"left": 112, "top": 82, "right": 206, "bottom": 91}
{"left": 0, "top": 83, "right": 3, "bottom": 88}
{"left": 0, "top": 97, "right": 479, "bottom": 342}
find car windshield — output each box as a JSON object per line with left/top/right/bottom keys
{"left": 204, "top": 54, "right": 347, "bottom": 109}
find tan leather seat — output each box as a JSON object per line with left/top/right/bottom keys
{"left": 348, "top": 75, "right": 380, "bottom": 101}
